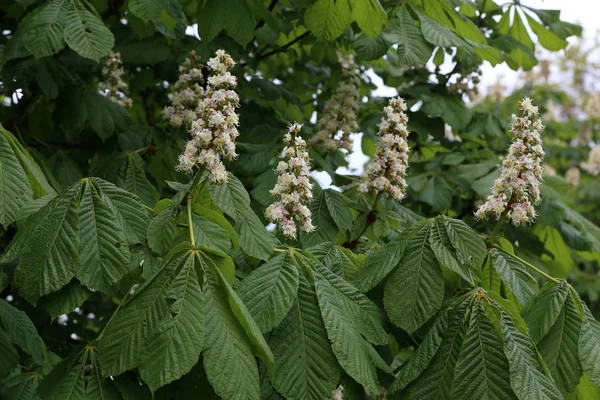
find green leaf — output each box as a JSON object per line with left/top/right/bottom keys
{"left": 98, "top": 245, "right": 186, "bottom": 376}
{"left": 77, "top": 180, "right": 132, "bottom": 293}
{"left": 419, "top": 176, "right": 453, "bottom": 212}
{"left": 224, "top": 0, "right": 255, "bottom": 46}
{"left": 39, "top": 280, "right": 90, "bottom": 321}
{"left": 421, "top": 0, "right": 487, "bottom": 44}
{"left": 350, "top": 0, "right": 386, "bottom": 38}
{"left": 0, "top": 329, "right": 19, "bottom": 380}
{"left": 147, "top": 207, "right": 178, "bottom": 255}
{"left": 63, "top": 8, "right": 114, "bottom": 62}
{"left": 22, "top": 0, "right": 68, "bottom": 58}
{"left": 211, "top": 264, "right": 275, "bottom": 372}
{"left": 415, "top": 8, "right": 468, "bottom": 48}
{"left": 537, "top": 293, "right": 582, "bottom": 395}
{"left": 313, "top": 261, "right": 389, "bottom": 392}
{"left": 384, "top": 222, "right": 444, "bottom": 333}
{"left": 301, "top": 190, "right": 339, "bottom": 248}
{"left": 0, "top": 127, "right": 33, "bottom": 228}
{"left": 305, "top": 0, "right": 351, "bottom": 41}
{"left": 120, "top": 152, "right": 159, "bottom": 207}
{"left": 352, "top": 33, "right": 390, "bottom": 61}
{"left": 490, "top": 249, "right": 538, "bottom": 306}
{"left": 268, "top": 274, "right": 340, "bottom": 400}
{"left": 351, "top": 231, "right": 407, "bottom": 292}
{"left": 429, "top": 217, "right": 477, "bottom": 284}
{"left": 501, "top": 312, "right": 563, "bottom": 400}
{"left": 322, "top": 189, "right": 353, "bottom": 231}
{"left": 138, "top": 249, "right": 204, "bottom": 392}
{"left": 209, "top": 172, "right": 251, "bottom": 222}
{"left": 86, "top": 348, "right": 122, "bottom": 400}
{"left": 384, "top": 6, "right": 433, "bottom": 65}
{"left": 579, "top": 302, "right": 600, "bottom": 389}
{"left": 390, "top": 311, "right": 448, "bottom": 393}
{"left": 238, "top": 252, "right": 299, "bottom": 333}
{"left": 310, "top": 242, "right": 361, "bottom": 283}
{"left": 129, "top": 0, "right": 162, "bottom": 23}
{"left": 238, "top": 209, "right": 275, "bottom": 261}
{"left": 0, "top": 299, "right": 45, "bottom": 364}
{"left": 193, "top": 205, "right": 239, "bottom": 249}
{"left": 525, "top": 13, "right": 567, "bottom": 51}
{"left": 523, "top": 281, "right": 569, "bottom": 343}
{"left": 196, "top": 0, "right": 226, "bottom": 43}
{"left": 192, "top": 213, "right": 231, "bottom": 253}
{"left": 567, "top": 374, "right": 600, "bottom": 400}
{"left": 203, "top": 267, "right": 260, "bottom": 400}
{"left": 421, "top": 96, "right": 472, "bottom": 131}
{"left": 83, "top": 92, "right": 131, "bottom": 140}
{"left": 451, "top": 299, "right": 515, "bottom": 399}
{"left": 40, "top": 350, "right": 86, "bottom": 400}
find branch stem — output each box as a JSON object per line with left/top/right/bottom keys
{"left": 187, "top": 196, "right": 196, "bottom": 246}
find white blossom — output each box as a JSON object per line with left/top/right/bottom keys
{"left": 359, "top": 97, "right": 410, "bottom": 201}
{"left": 176, "top": 50, "right": 239, "bottom": 184}
{"left": 99, "top": 52, "right": 132, "bottom": 108}
{"left": 163, "top": 51, "right": 205, "bottom": 127}
{"left": 311, "top": 68, "right": 361, "bottom": 152}
{"left": 475, "top": 98, "right": 545, "bottom": 226}
{"left": 585, "top": 93, "right": 600, "bottom": 120}
{"left": 581, "top": 145, "right": 600, "bottom": 176}
{"left": 565, "top": 166, "right": 581, "bottom": 186}
{"left": 266, "top": 123, "right": 315, "bottom": 239}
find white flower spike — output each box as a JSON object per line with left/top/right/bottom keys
{"left": 475, "top": 97, "right": 545, "bottom": 226}
{"left": 359, "top": 97, "right": 411, "bottom": 201}
{"left": 100, "top": 52, "right": 132, "bottom": 108}
{"left": 176, "top": 50, "right": 240, "bottom": 184}
{"left": 311, "top": 68, "right": 361, "bottom": 152}
{"left": 163, "top": 51, "right": 205, "bottom": 128}
{"left": 266, "top": 123, "right": 315, "bottom": 239}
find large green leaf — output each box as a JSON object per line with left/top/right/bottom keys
{"left": 138, "top": 249, "right": 204, "bottom": 391}
{"left": 209, "top": 172, "right": 251, "bottom": 222}
{"left": 313, "top": 261, "right": 389, "bottom": 392}
{"left": 310, "top": 242, "right": 361, "bottom": 283}
{"left": 0, "top": 299, "right": 45, "bottom": 364}
{"left": 451, "top": 300, "right": 515, "bottom": 399}
{"left": 525, "top": 13, "right": 567, "bottom": 51}
{"left": 384, "top": 221, "right": 444, "bottom": 333}
{"left": 63, "top": 8, "right": 114, "bottom": 62}
{"left": 203, "top": 268, "right": 260, "bottom": 400}
{"left": 350, "top": 0, "right": 386, "bottom": 38}
{"left": 301, "top": 191, "right": 339, "bottom": 248}
{"left": 537, "top": 293, "right": 582, "bottom": 395}
{"left": 237, "top": 209, "right": 275, "bottom": 261}
{"left": 39, "top": 280, "right": 90, "bottom": 321}
{"left": 192, "top": 213, "right": 231, "bottom": 253}
{"left": 0, "top": 329, "right": 19, "bottom": 380}
{"left": 578, "top": 302, "right": 600, "bottom": 388}
{"left": 390, "top": 311, "right": 448, "bottom": 393}
{"left": 322, "top": 189, "right": 353, "bottom": 231}
{"left": 501, "top": 313, "right": 562, "bottom": 400}
{"left": 39, "top": 350, "right": 86, "bottom": 400}
{"left": 129, "top": 0, "right": 162, "bottom": 23}
{"left": 489, "top": 249, "right": 537, "bottom": 306}
{"left": 523, "top": 281, "right": 569, "bottom": 343}
{"left": 269, "top": 274, "right": 340, "bottom": 400}
{"left": 147, "top": 206, "right": 178, "bottom": 255}
{"left": 22, "top": 0, "right": 68, "bottom": 58}
{"left": 384, "top": 5, "right": 432, "bottom": 65}
{"left": 238, "top": 251, "right": 299, "bottom": 333}
{"left": 0, "top": 127, "right": 33, "bottom": 228}
{"left": 305, "top": 0, "right": 351, "bottom": 41}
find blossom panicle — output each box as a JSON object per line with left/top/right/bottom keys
{"left": 176, "top": 50, "right": 239, "bottom": 184}
{"left": 311, "top": 68, "right": 361, "bottom": 152}
{"left": 582, "top": 146, "right": 600, "bottom": 176}
{"left": 163, "top": 51, "right": 205, "bottom": 127}
{"left": 475, "top": 98, "right": 545, "bottom": 226}
{"left": 359, "top": 97, "right": 410, "bottom": 201}
{"left": 265, "top": 123, "right": 315, "bottom": 239}
{"left": 100, "top": 52, "right": 132, "bottom": 108}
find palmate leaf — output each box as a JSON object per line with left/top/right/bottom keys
{"left": 208, "top": 172, "right": 251, "bottom": 222}
{"left": 238, "top": 251, "right": 299, "bottom": 333}
{"left": 192, "top": 213, "right": 231, "bottom": 253}
{"left": 451, "top": 299, "right": 516, "bottom": 400}
{"left": 146, "top": 206, "right": 178, "bottom": 255}
{"left": 390, "top": 311, "right": 448, "bottom": 393}
{"left": 501, "top": 313, "right": 562, "bottom": 400}
{"left": 490, "top": 249, "right": 538, "bottom": 306}
{"left": 537, "top": 292, "right": 582, "bottom": 395}
{"left": 0, "top": 299, "right": 45, "bottom": 364}
{"left": 63, "top": 8, "right": 114, "bottom": 62}
{"left": 0, "top": 372, "right": 43, "bottom": 400}
{"left": 384, "top": 221, "right": 444, "bottom": 333}
{"left": 312, "top": 261, "right": 389, "bottom": 393}
{"left": 310, "top": 242, "right": 361, "bottom": 283}
{"left": 39, "top": 280, "right": 90, "bottom": 320}
{"left": 349, "top": 0, "right": 386, "bottom": 38}
{"left": 305, "top": 0, "right": 351, "bottom": 41}
{"left": 237, "top": 209, "right": 275, "bottom": 261}
{"left": 578, "top": 302, "right": 600, "bottom": 388}
{"left": 322, "top": 189, "right": 353, "bottom": 231}
{"left": 523, "top": 281, "right": 569, "bottom": 343}
{"left": 384, "top": 5, "right": 433, "bottom": 65}
{"left": 138, "top": 248, "right": 204, "bottom": 392}
{"left": 22, "top": 0, "right": 68, "bottom": 58}
{"left": 401, "top": 300, "right": 469, "bottom": 399}
{"left": 202, "top": 267, "right": 260, "bottom": 400}
{"left": 268, "top": 274, "right": 340, "bottom": 400}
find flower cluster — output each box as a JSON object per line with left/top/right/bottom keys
{"left": 265, "top": 123, "right": 315, "bottom": 239}
{"left": 163, "top": 51, "right": 205, "bottom": 127}
{"left": 176, "top": 50, "right": 239, "bottom": 184}
{"left": 311, "top": 68, "right": 361, "bottom": 152}
{"left": 582, "top": 146, "right": 600, "bottom": 176}
{"left": 565, "top": 166, "right": 581, "bottom": 186}
{"left": 359, "top": 97, "right": 410, "bottom": 201}
{"left": 99, "top": 52, "right": 132, "bottom": 108}
{"left": 475, "top": 98, "right": 545, "bottom": 226}
{"left": 585, "top": 93, "right": 600, "bottom": 120}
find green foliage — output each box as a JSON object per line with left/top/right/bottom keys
{"left": 1, "top": 0, "right": 598, "bottom": 399}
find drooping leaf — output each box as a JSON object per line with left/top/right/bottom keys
{"left": 490, "top": 249, "right": 538, "bottom": 306}
{"left": 0, "top": 299, "right": 45, "bottom": 364}
{"left": 310, "top": 242, "right": 361, "bottom": 283}
{"left": 349, "top": 0, "right": 386, "bottom": 38}
{"left": 209, "top": 172, "right": 251, "bottom": 222}
{"left": 0, "top": 329, "right": 19, "bottom": 380}
{"left": 578, "top": 302, "right": 600, "bottom": 388}
{"left": 39, "top": 280, "right": 90, "bottom": 321}
{"left": 63, "top": 8, "right": 114, "bottom": 62}
{"left": 22, "top": 0, "right": 68, "bottom": 58}
{"left": 269, "top": 274, "right": 340, "bottom": 400}
{"left": 522, "top": 281, "right": 569, "bottom": 343}
{"left": 238, "top": 251, "right": 299, "bottom": 333}
{"left": 305, "top": 0, "right": 351, "bottom": 41}
{"left": 192, "top": 213, "right": 232, "bottom": 253}
{"left": 147, "top": 206, "right": 178, "bottom": 255}
{"left": 384, "top": 5, "right": 433, "bottom": 65}
{"left": 237, "top": 209, "right": 275, "bottom": 261}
